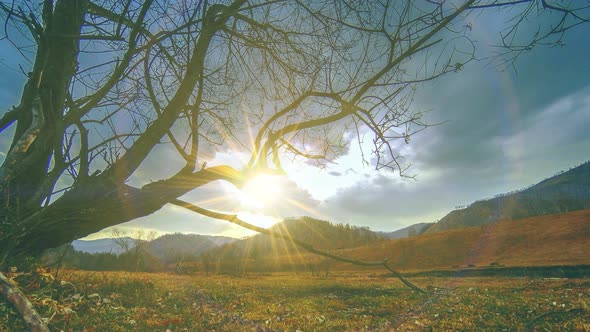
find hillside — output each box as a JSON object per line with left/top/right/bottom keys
{"left": 377, "top": 222, "right": 434, "bottom": 239}
{"left": 215, "top": 217, "right": 378, "bottom": 255}
{"left": 206, "top": 217, "right": 380, "bottom": 271}
{"left": 333, "top": 209, "right": 590, "bottom": 271}
{"left": 203, "top": 209, "right": 589, "bottom": 273}
{"left": 425, "top": 161, "right": 590, "bottom": 233}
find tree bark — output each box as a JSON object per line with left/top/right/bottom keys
{"left": 2, "top": 0, "right": 88, "bottom": 208}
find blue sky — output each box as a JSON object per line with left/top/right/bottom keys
{"left": 1, "top": 4, "right": 589, "bottom": 239}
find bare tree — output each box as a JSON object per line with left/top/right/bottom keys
{"left": 0, "top": 0, "right": 587, "bottom": 265}
{"left": 133, "top": 230, "right": 157, "bottom": 271}
{"left": 110, "top": 228, "right": 156, "bottom": 271}
{"left": 109, "top": 228, "right": 132, "bottom": 253}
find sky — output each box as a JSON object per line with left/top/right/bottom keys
{"left": 1, "top": 4, "right": 589, "bottom": 240}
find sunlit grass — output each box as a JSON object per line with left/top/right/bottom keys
{"left": 1, "top": 271, "right": 588, "bottom": 331}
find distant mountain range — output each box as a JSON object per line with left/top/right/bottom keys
{"left": 72, "top": 234, "right": 235, "bottom": 257}
{"left": 72, "top": 237, "right": 135, "bottom": 254}
{"left": 147, "top": 234, "right": 235, "bottom": 263}
{"left": 424, "top": 161, "right": 590, "bottom": 233}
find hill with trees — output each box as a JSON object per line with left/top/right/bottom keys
{"left": 213, "top": 217, "right": 379, "bottom": 253}
{"left": 425, "top": 161, "right": 590, "bottom": 233}
{"left": 203, "top": 217, "right": 381, "bottom": 274}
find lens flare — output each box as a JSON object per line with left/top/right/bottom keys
{"left": 238, "top": 174, "right": 283, "bottom": 209}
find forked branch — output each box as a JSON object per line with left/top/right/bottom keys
{"left": 0, "top": 96, "right": 44, "bottom": 186}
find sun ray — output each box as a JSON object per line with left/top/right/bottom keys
{"left": 273, "top": 220, "right": 310, "bottom": 270}
{"left": 284, "top": 197, "right": 332, "bottom": 221}
{"left": 238, "top": 174, "right": 283, "bottom": 209}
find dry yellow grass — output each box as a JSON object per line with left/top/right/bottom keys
{"left": 2, "top": 270, "right": 589, "bottom": 331}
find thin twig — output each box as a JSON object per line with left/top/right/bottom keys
{"left": 511, "top": 279, "right": 535, "bottom": 292}
{"left": 528, "top": 308, "right": 585, "bottom": 328}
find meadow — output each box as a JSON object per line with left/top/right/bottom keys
{"left": 1, "top": 269, "right": 588, "bottom": 331}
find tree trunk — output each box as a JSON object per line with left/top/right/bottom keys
{"left": 1, "top": 1, "right": 88, "bottom": 265}
{"left": 2, "top": 0, "right": 87, "bottom": 207}
{"left": 1, "top": 165, "right": 242, "bottom": 261}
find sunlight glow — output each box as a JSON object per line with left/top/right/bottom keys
{"left": 238, "top": 174, "right": 284, "bottom": 209}
{"left": 237, "top": 211, "right": 279, "bottom": 229}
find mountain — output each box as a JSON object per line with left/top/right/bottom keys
{"left": 377, "top": 222, "right": 434, "bottom": 239}
{"left": 72, "top": 237, "right": 134, "bottom": 254}
{"left": 147, "top": 233, "right": 236, "bottom": 263}
{"left": 72, "top": 234, "right": 235, "bottom": 258}
{"left": 425, "top": 161, "right": 590, "bottom": 234}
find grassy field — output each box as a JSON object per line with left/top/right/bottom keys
{"left": 1, "top": 270, "right": 589, "bottom": 331}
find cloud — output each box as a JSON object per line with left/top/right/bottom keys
{"left": 250, "top": 175, "right": 323, "bottom": 219}
{"left": 319, "top": 174, "right": 462, "bottom": 231}
{"left": 319, "top": 83, "right": 590, "bottom": 232}
{"left": 495, "top": 85, "right": 590, "bottom": 182}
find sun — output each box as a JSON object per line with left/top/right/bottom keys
{"left": 238, "top": 174, "right": 283, "bottom": 209}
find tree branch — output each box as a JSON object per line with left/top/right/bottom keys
{"left": 0, "top": 272, "right": 50, "bottom": 332}
{"left": 171, "top": 199, "right": 426, "bottom": 293}
{"left": 97, "top": 1, "right": 244, "bottom": 182}
{"left": 0, "top": 96, "right": 44, "bottom": 184}
{"left": 468, "top": 0, "right": 532, "bottom": 10}
{"left": 65, "top": 0, "right": 155, "bottom": 124}
{"left": 0, "top": 107, "right": 20, "bottom": 134}
{"left": 351, "top": 0, "right": 476, "bottom": 104}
